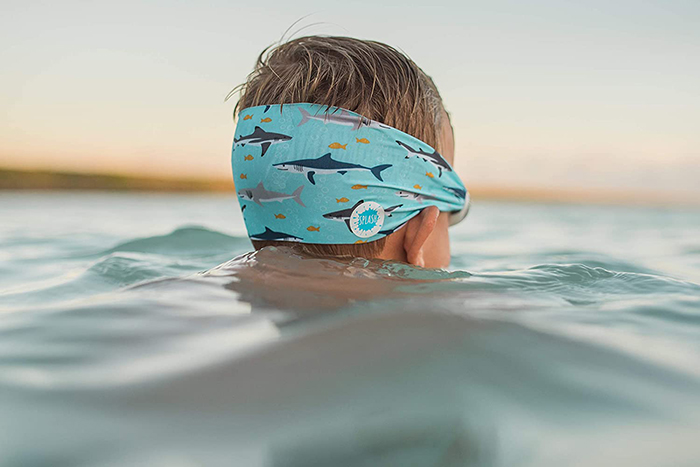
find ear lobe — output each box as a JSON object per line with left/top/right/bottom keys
{"left": 403, "top": 206, "right": 440, "bottom": 268}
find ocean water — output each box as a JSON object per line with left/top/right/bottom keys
{"left": 1, "top": 191, "right": 699, "bottom": 467}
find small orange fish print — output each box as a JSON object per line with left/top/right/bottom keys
{"left": 356, "top": 138, "right": 370, "bottom": 144}
{"left": 243, "top": 115, "right": 252, "bottom": 120}
{"left": 328, "top": 142, "right": 347, "bottom": 150}
{"left": 426, "top": 172, "right": 434, "bottom": 178}
{"left": 414, "top": 184, "right": 422, "bottom": 190}
{"left": 260, "top": 117, "right": 272, "bottom": 123}
{"left": 307, "top": 226, "right": 320, "bottom": 232}
{"left": 354, "top": 240, "right": 366, "bottom": 244}
{"left": 244, "top": 154, "right": 254, "bottom": 161}
{"left": 351, "top": 184, "right": 368, "bottom": 190}
{"left": 240, "top": 174, "right": 247, "bottom": 180}
{"left": 274, "top": 214, "right": 286, "bottom": 219}
{"left": 336, "top": 197, "right": 349, "bottom": 203}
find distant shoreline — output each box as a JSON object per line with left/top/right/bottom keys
{"left": 1, "top": 168, "right": 697, "bottom": 207}
{"left": 0, "top": 168, "right": 233, "bottom": 193}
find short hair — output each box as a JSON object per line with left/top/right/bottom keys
{"left": 228, "top": 35, "right": 447, "bottom": 258}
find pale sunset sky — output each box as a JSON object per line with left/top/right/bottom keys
{"left": 1, "top": 0, "right": 699, "bottom": 196}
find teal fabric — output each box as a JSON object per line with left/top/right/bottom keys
{"left": 232, "top": 103, "right": 468, "bottom": 244}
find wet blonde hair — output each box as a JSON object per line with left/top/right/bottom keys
{"left": 228, "top": 35, "right": 448, "bottom": 258}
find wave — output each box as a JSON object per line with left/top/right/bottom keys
{"left": 0, "top": 226, "right": 251, "bottom": 309}
{"left": 104, "top": 225, "right": 250, "bottom": 257}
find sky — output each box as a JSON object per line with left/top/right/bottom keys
{"left": 1, "top": 0, "right": 699, "bottom": 197}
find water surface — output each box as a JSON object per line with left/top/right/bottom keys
{"left": 1, "top": 192, "right": 699, "bottom": 466}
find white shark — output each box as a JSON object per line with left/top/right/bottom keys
{"left": 395, "top": 190, "right": 440, "bottom": 203}
{"left": 395, "top": 140, "right": 452, "bottom": 177}
{"left": 238, "top": 181, "right": 305, "bottom": 207}
{"left": 233, "top": 126, "right": 293, "bottom": 157}
{"left": 378, "top": 222, "right": 407, "bottom": 236}
{"left": 443, "top": 186, "right": 467, "bottom": 199}
{"left": 250, "top": 227, "right": 303, "bottom": 242}
{"left": 273, "top": 153, "right": 392, "bottom": 185}
{"left": 298, "top": 107, "right": 392, "bottom": 131}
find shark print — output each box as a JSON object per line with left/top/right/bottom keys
{"left": 298, "top": 107, "right": 392, "bottom": 131}
{"left": 395, "top": 190, "right": 441, "bottom": 203}
{"left": 395, "top": 140, "right": 452, "bottom": 177}
{"left": 237, "top": 181, "right": 305, "bottom": 207}
{"left": 385, "top": 204, "right": 403, "bottom": 216}
{"left": 250, "top": 227, "right": 303, "bottom": 242}
{"left": 323, "top": 200, "right": 365, "bottom": 232}
{"left": 233, "top": 126, "right": 292, "bottom": 157}
{"left": 273, "top": 153, "right": 392, "bottom": 185}
{"left": 378, "top": 222, "right": 407, "bottom": 236}
{"left": 443, "top": 186, "right": 467, "bottom": 199}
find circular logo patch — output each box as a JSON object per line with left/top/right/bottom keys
{"left": 349, "top": 201, "right": 385, "bottom": 238}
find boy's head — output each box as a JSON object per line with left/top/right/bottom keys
{"left": 229, "top": 35, "right": 463, "bottom": 268}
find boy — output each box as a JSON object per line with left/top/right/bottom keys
{"left": 229, "top": 35, "right": 469, "bottom": 269}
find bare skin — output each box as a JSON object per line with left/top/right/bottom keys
{"left": 378, "top": 108, "right": 455, "bottom": 269}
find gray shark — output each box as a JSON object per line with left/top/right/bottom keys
{"left": 233, "top": 126, "right": 292, "bottom": 157}
{"left": 298, "top": 107, "right": 392, "bottom": 131}
{"left": 323, "top": 201, "right": 402, "bottom": 232}
{"left": 443, "top": 186, "right": 467, "bottom": 199}
{"left": 395, "top": 140, "right": 452, "bottom": 177}
{"left": 395, "top": 190, "right": 441, "bottom": 203}
{"left": 237, "top": 181, "right": 305, "bottom": 207}
{"left": 249, "top": 227, "right": 303, "bottom": 242}
{"left": 273, "top": 153, "right": 392, "bottom": 185}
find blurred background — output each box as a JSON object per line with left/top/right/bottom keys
{"left": 2, "top": 0, "right": 698, "bottom": 204}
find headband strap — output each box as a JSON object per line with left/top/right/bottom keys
{"left": 232, "top": 103, "right": 468, "bottom": 244}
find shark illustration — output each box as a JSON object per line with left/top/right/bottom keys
{"left": 233, "top": 126, "right": 292, "bottom": 157}
{"left": 298, "top": 107, "right": 391, "bottom": 131}
{"left": 323, "top": 201, "right": 402, "bottom": 233}
{"left": 249, "top": 227, "right": 303, "bottom": 242}
{"left": 273, "top": 153, "right": 392, "bottom": 185}
{"left": 323, "top": 200, "right": 364, "bottom": 232}
{"left": 395, "top": 140, "right": 452, "bottom": 177}
{"left": 395, "top": 190, "right": 441, "bottom": 203}
{"left": 443, "top": 186, "right": 467, "bottom": 199}
{"left": 384, "top": 204, "right": 402, "bottom": 216}
{"left": 378, "top": 222, "right": 407, "bottom": 236}
{"left": 237, "top": 181, "right": 305, "bottom": 207}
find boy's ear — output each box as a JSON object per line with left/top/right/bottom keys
{"left": 403, "top": 206, "right": 440, "bottom": 268}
